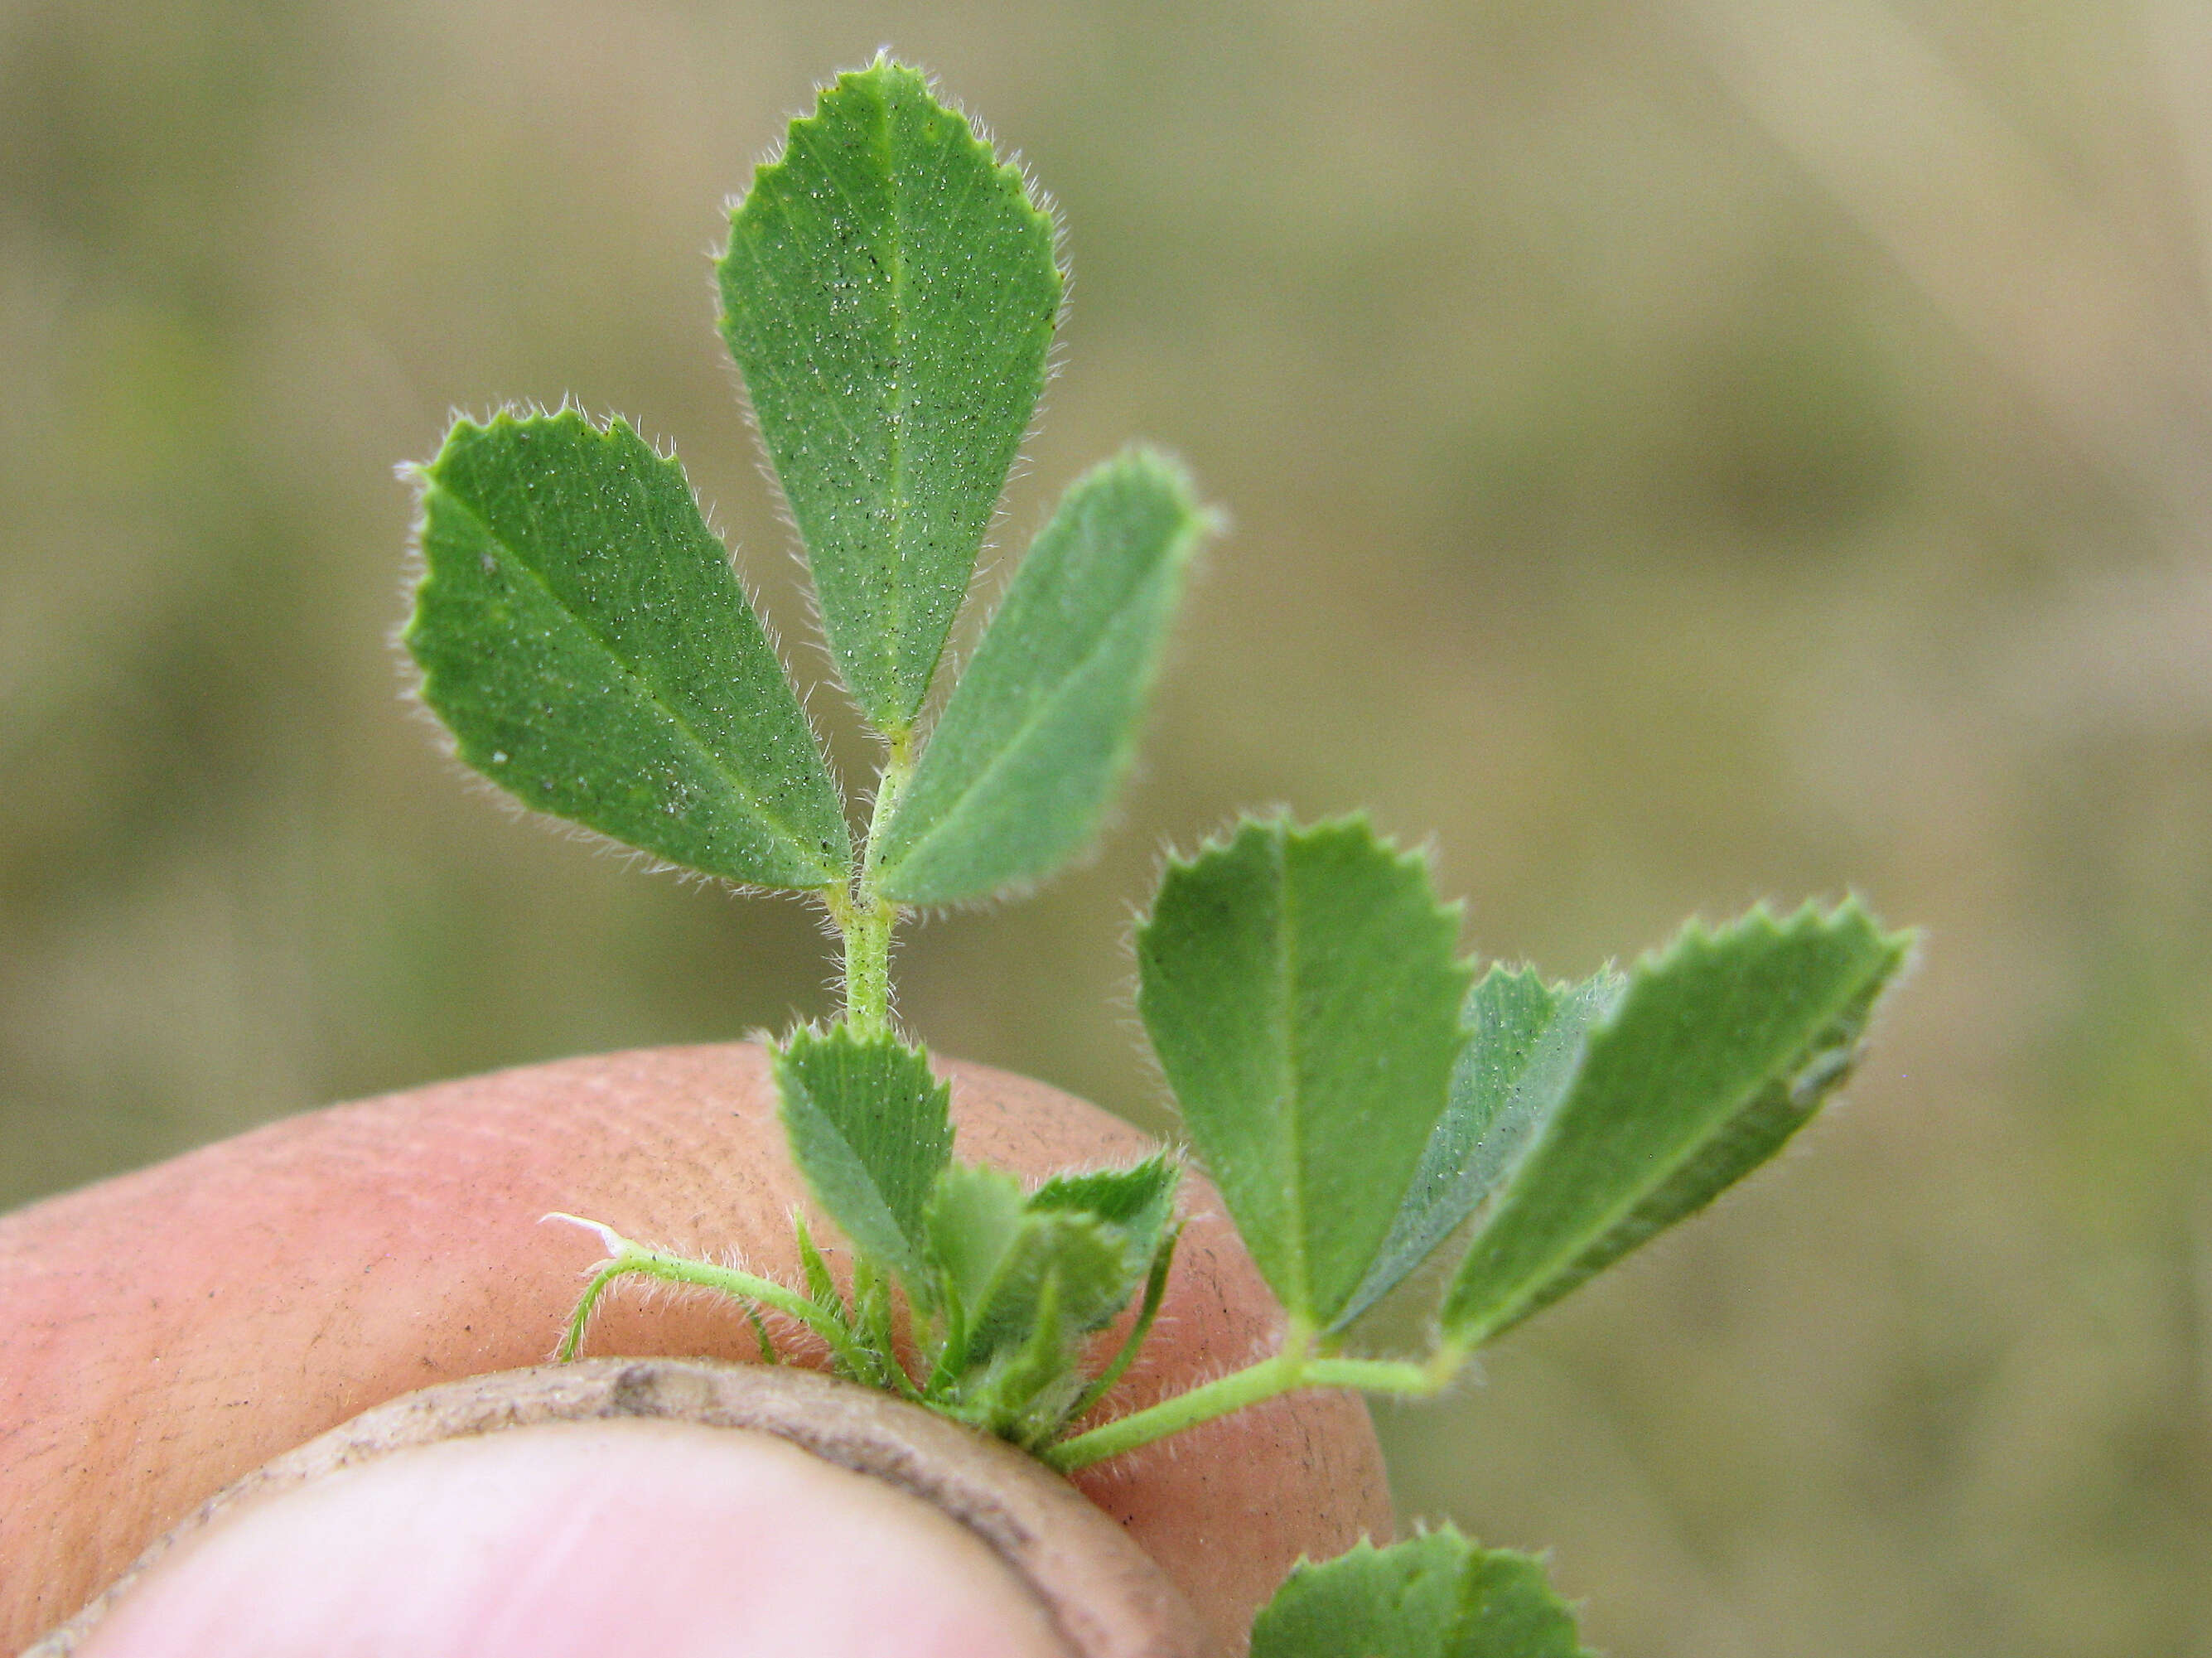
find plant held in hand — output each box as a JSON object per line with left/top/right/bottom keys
{"left": 403, "top": 56, "right": 1911, "bottom": 1656}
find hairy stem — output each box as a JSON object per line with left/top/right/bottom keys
{"left": 552, "top": 1220, "right": 872, "bottom": 1376}
{"left": 838, "top": 895, "right": 897, "bottom": 1037}
{"left": 1043, "top": 1332, "right": 1466, "bottom": 1472}
{"left": 833, "top": 732, "right": 915, "bottom": 1037}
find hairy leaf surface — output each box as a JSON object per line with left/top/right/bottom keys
{"left": 1443, "top": 901, "right": 1910, "bottom": 1344}
{"left": 719, "top": 58, "right": 1061, "bottom": 732}
{"left": 406, "top": 411, "right": 849, "bottom": 888}
{"left": 873, "top": 450, "right": 1211, "bottom": 904}
{"left": 1137, "top": 819, "right": 1471, "bottom": 1327}
{"left": 775, "top": 1025, "right": 953, "bottom": 1285}
{"left": 1250, "top": 1530, "right": 1591, "bottom": 1658}
{"left": 1335, "top": 964, "right": 1622, "bottom": 1329}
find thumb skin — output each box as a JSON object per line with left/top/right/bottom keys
{"left": 75, "top": 1419, "right": 1070, "bottom": 1658}
{"left": 1, "top": 1047, "right": 1393, "bottom": 1655}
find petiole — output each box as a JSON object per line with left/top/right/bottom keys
{"left": 1043, "top": 1330, "right": 1469, "bottom": 1472}
{"left": 547, "top": 1214, "right": 874, "bottom": 1377}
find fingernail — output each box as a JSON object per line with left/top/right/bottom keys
{"left": 79, "top": 1419, "right": 1066, "bottom": 1658}
{"left": 41, "top": 1361, "right": 1200, "bottom": 1658}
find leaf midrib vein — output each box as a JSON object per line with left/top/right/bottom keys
{"left": 877, "top": 89, "right": 917, "bottom": 700}
{"left": 1272, "top": 833, "right": 1311, "bottom": 1317}
{"left": 801, "top": 1087, "right": 915, "bottom": 1256}
{"left": 880, "top": 99, "right": 993, "bottom": 706}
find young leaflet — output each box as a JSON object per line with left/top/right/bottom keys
{"left": 402, "top": 56, "right": 1912, "bottom": 1656}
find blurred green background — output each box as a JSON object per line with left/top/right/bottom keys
{"left": 5, "top": 0, "right": 2210, "bottom": 1650}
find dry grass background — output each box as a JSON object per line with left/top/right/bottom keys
{"left": 4, "top": 2, "right": 2210, "bottom": 1651}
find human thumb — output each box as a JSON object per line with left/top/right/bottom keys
{"left": 49, "top": 1361, "right": 1200, "bottom": 1658}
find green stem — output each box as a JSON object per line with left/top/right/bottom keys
{"left": 853, "top": 1255, "right": 924, "bottom": 1401}
{"left": 1043, "top": 1334, "right": 1466, "bottom": 1472}
{"left": 551, "top": 1218, "right": 873, "bottom": 1377}
{"left": 834, "top": 733, "right": 915, "bottom": 1037}
{"left": 838, "top": 896, "right": 896, "bottom": 1037}
{"left": 922, "top": 1296, "right": 970, "bottom": 1397}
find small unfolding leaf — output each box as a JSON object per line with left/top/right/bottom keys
{"left": 1442, "top": 900, "right": 1910, "bottom": 1345}
{"left": 405, "top": 411, "right": 850, "bottom": 889}
{"left": 926, "top": 1163, "right": 1028, "bottom": 1330}
{"left": 976, "top": 1254, "right": 1081, "bottom": 1446}
{"left": 1031, "top": 1154, "right": 1181, "bottom": 1307}
{"left": 1030, "top": 1154, "right": 1180, "bottom": 1235}
{"left": 872, "top": 450, "right": 1214, "bottom": 905}
{"left": 1250, "top": 1529, "right": 1591, "bottom": 1658}
{"left": 775, "top": 1025, "right": 953, "bottom": 1286}
{"left": 1137, "top": 818, "right": 1472, "bottom": 1328}
{"left": 719, "top": 57, "right": 1061, "bottom": 733}
{"left": 1334, "top": 965, "right": 1621, "bottom": 1330}
{"left": 926, "top": 1164, "right": 1132, "bottom": 1360}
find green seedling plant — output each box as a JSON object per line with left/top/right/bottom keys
{"left": 402, "top": 57, "right": 1911, "bottom": 1657}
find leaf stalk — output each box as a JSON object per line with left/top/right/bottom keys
{"left": 553, "top": 1225, "right": 875, "bottom": 1377}
{"left": 1041, "top": 1328, "right": 1466, "bottom": 1472}
{"left": 833, "top": 734, "right": 917, "bottom": 1037}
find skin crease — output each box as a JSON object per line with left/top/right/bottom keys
{"left": 0, "top": 1043, "right": 1395, "bottom": 1657}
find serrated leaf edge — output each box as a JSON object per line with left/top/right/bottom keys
{"left": 719, "top": 56, "right": 1068, "bottom": 732}
{"left": 1447, "top": 896, "right": 1910, "bottom": 1345}
{"left": 773, "top": 1021, "right": 954, "bottom": 1283}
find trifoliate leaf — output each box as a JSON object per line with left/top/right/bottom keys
{"left": 922, "top": 1162, "right": 1141, "bottom": 1443}
{"left": 1137, "top": 818, "right": 1472, "bottom": 1328}
{"left": 1442, "top": 900, "right": 1910, "bottom": 1345}
{"left": 775, "top": 1025, "right": 953, "bottom": 1287}
{"left": 405, "top": 411, "right": 850, "bottom": 889}
{"left": 719, "top": 57, "right": 1061, "bottom": 734}
{"left": 872, "top": 449, "right": 1214, "bottom": 904}
{"left": 1250, "top": 1530, "right": 1591, "bottom": 1658}
{"left": 1333, "top": 965, "right": 1621, "bottom": 1330}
